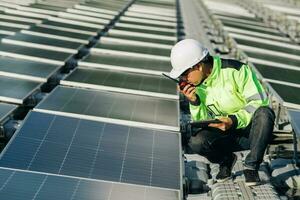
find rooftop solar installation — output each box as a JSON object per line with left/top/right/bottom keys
{"left": 0, "top": 43, "right": 72, "bottom": 65}
{"left": 2, "top": 33, "right": 83, "bottom": 54}
{"left": 41, "top": 20, "right": 99, "bottom": 34}
{"left": 0, "top": 11, "right": 44, "bottom": 22}
{"left": 224, "top": 26, "right": 291, "bottom": 42}
{"left": 95, "top": 40, "right": 170, "bottom": 57}
{"left": 0, "top": 15, "right": 39, "bottom": 26}
{"left": 234, "top": 38, "right": 300, "bottom": 57}
{"left": 222, "top": 21, "right": 284, "bottom": 36}
{"left": 0, "top": 25, "right": 21, "bottom": 34}
{"left": 92, "top": 41, "right": 170, "bottom": 60}
{"left": 57, "top": 12, "right": 111, "bottom": 24}
{"left": 124, "top": 11, "right": 177, "bottom": 22}
{"left": 288, "top": 109, "right": 300, "bottom": 137}
{"left": 242, "top": 45, "right": 300, "bottom": 63}
{"left": 15, "top": 5, "right": 60, "bottom": 16}
{"left": 60, "top": 67, "right": 177, "bottom": 99}
{"left": 81, "top": 2, "right": 128, "bottom": 11}
{"left": 0, "top": 102, "right": 17, "bottom": 122}
{"left": 112, "top": 26, "right": 176, "bottom": 37}
{"left": 29, "top": 3, "right": 67, "bottom": 12}
{"left": 118, "top": 19, "right": 176, "bottom": 29}
{"left": 34, "top": 86, "right": 179, "bottom": 131}
{"left": 0, "top": 20, "right": 30, "bottom": 30}
{"left": 0, "top": 168, "right": 180, "bottom": 200}
{"left": 65, "top": 8, "right": 116, "bottom": 19}
{"left": 0, "top": 75, "right": 42, "bottom": 104}
{"left": 106, "top": 32, "right": 175, "bottom": 45}
{"left": 79, "top": 52, "right": 172, "bottom": 75}
{"left": 0, "top": 111, "right": 181, "bottom": 190}
{"left": 99, "top": 36, "right": 172, "bottom": 49}
{"left": 21, "top": 26, "right": 96, "bottom": 44}
{"left": 0, "top": 56, "right": 61, "bottom": 82}
{"left": 269, "top": 83, "right": 300, "bottom": 108}
{"left": 47, "top": 16, "right": 104, "bottom": 30}
{"left": 73, "top": 4, "right": 119, "bottom": 15}
{"left": 108, "top": 29, "right": 176, "bottom": 42}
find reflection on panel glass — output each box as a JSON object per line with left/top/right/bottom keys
{"left": 0, "top": 111, "right": 180, "bottom": 189}
{"left": 64, "top": 67, "right": 177, "bottom": 95}
{"left": 36, "top": 86, "right": 179, "bottom": 128}
{"left": 81, "top": 52, "right": 172, "bottom": 72}
{"left": 0, "top": 168, "right": 179, "bottom": 200}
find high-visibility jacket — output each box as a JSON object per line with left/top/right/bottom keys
{"left": 189, "top": 56, "right": 269, "bottom": 129}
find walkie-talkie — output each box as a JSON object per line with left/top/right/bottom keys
{"left": 162, "top": 73, "right": 189, "bottom": 90}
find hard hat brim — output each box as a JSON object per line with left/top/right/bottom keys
{"left": 169, "top": 66, "right": 190, "bottom": 79}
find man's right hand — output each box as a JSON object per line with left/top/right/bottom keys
{"left": 178, "top": 84, "right": 197, "bottom": 102}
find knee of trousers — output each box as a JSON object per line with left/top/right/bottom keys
{"left": 188, "top": 130, "right": 212, "bottom": 155}
{"left": 253, "top": 106, "right": 275, "bottom": 122}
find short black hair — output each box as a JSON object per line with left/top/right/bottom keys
{"left": 201, "top": 53, "right": 213, "bottom": 67}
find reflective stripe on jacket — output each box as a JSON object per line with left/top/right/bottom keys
{"left": 189, "top": 56, "right": 269, "bottom": 129}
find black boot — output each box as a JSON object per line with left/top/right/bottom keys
{"left": 216, "top": 153, "right": 237, "bottom": 182}
{"left": 243, "top": 169, "right": 261, "bottom": 186}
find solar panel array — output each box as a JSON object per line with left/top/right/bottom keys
{"left": 0, "top": 0, "right": 182, "bottom": 199}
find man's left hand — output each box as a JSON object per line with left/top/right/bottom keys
{"left": 208, "top": 117, "right": 233, "bottom": 132}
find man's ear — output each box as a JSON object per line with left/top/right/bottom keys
{"left": 198, "top": 63, "right": 203, "bottom": 71}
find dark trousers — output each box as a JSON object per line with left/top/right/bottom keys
{"left": 187, "top": 106, "right": 275, "bottom": 170}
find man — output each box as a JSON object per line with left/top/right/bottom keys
{"left": 170, "top": 39, "right": 275, "bottom": 186}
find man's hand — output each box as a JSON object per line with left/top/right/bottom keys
{"left": 178, "top": 84, "right": 197, "bottom": 102}
{"left": 208, "top": 117, "right": 233, "bottom": 131}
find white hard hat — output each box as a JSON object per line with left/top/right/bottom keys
{"left": 169, "top": 39, "right": 209, "bottom": 79}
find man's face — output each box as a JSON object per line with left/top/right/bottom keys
{"left": 180, "top": 64, "right": 204, "bottom": 86}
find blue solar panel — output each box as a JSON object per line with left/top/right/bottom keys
{"left": 0, "top": 168, "right": 179, "bottom": 200}
{"left": 0, "top": 111, "right": 181, "bottom": 190}
{"left": 35, "top": 86, "right": 179, "bottom": 131}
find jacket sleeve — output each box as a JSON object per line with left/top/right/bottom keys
{"left": 231, "top": 64, "right": 269, "bottom": 129}
{"left": 189, "top": 91, "right": 209, "bottom": 121}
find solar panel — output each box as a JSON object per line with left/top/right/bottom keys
{"left": 74, "top": 4, "right": 119, "bottom": 15}
{"left": 30, "top": 3, "right": 67, "bottom": 11}
{"left": 58, "top": 12, "right": 110, "bottom": 24}
{"left": 60, "top": 67, "right": 177, "bottom": 99}
{"left": 0, "top": 43, "right": 72, "bottom": 65}
{"left": 0, "top": 25, "right": 22, "bottom": 33}
{"left": 106, "top": 32, "right": 175, "bottom": 45}
{"left": 34, "top": 86, "right": 179, "bottom": 131}
{"left": 125, "top": 11, "right": 176, "bottom": 23}
{"left": 94, "top": 40, "right": 170, "bottom": 57}
{"left": 253, "top": 63, "right": 300, "bottom": 85}
{"left": 225, "top": 27, "right": 290, "bottom": 42}
{"left": 0, "top": 57, "right": 61, "bottom": 82}
{"left": 288, "top": 109, "right": 300, "bottom": 137}
{"left": 81, "top": 2, "right": 129, "bottom": 11}
{"left": 0, "top": 17, "right": 36, "bottom": 26}
{"left": 269, "top": 82, "right": 300, "bottom": 106}
{"left": 66, "top": 8, "right": 116, "bottom": 20}
{"left": 0, "top": 76, "right": 42, "bottom": 104}
{"left": 0, "top": 102, "right": 17, "bottom": 122}
{"left": 244, "top": 51, "right": 300, "bottom": 67}
{"left": 41, "top": 20, "right": 99, "bottom": 33}
{"left": 117, "top": 19, "right": 176, "bottom": 29}
{"left": 0, "top": 111, "right": 181, "bottom": 189}
{"left": 21, "top": 26, "right": 95, "bottom": 44}
{"left": 222, "top": 21, "right": 284, "bottom": 36}
{"left": 79, "top": 52, "right": 172, "bottom": 75}
{"left": 0, "top": 168, "right": 180, "bottom": 200}
{"left": 234, "top": 38, "right": 300, "bottom": 56}
{"left": 2, "top": 33, "right": 83, "bottom": 53}
{"left": 113, "top": 26, "right": 176, "bottom": 36}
